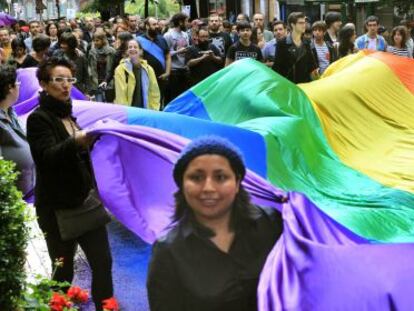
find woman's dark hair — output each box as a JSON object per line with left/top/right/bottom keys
{"left": 237, "top": 13, "right": 250, "bottom": 23}
{"left": 390, "top": 25, "right": 407, "bottom": 48}
{"left": 59, "top": 32, "right": 78, "bottom": 50}
{"left": 0, "top": 66, "right": 17, "bottom": 102}
{"left": 45, "top": 22, "right": 58, "bottom": 36}
{"left": 117, "top": 31, "right": 134, "bottom": 54}
{"left": 32, "top": 34, "right": 51, "bottom": 53}
{"left": 171, "top": 13, "right": 188, "bottom": 27}
{"left": 11, "top": 38, "right": 26, "bottom": 57}
{"left": 173, "top": 185, "right": 257, "bottom": 232}
{"left": 36, "top": 56, "right": 76, "bottom": 83}
{"left": 338, "top": 25, "right": 356, "bottom": 58}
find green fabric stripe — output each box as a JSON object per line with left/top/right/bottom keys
{"left": 193, "top": 59, "right": 414, "bottom": 242}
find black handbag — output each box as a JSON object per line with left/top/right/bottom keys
{"left": 54, "top": 188, "right": 111, "bottom": 241}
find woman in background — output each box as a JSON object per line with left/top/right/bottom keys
{"left": 387, "top": 26, "right": 410, "bottom": 58}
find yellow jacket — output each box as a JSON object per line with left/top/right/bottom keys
{"left": 114, "top": 58, "right": 160, "bottom": 110}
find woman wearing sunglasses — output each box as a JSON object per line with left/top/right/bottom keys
{"left": 26, "top": 57, "right": 114, "bottom": 310}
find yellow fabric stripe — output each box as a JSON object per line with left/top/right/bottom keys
{"left": 300, "top": 53, "right": 414, "bottom": 193}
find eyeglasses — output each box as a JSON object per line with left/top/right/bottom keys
{"left": 50, "top": 77, "right": 77, "bottom": 84}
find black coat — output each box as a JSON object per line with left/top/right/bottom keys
{"left": 26, "top": 105, "right": 93, "bottom": 231}
{"left": 272, "top": 35, "right": 317, "bottom": 83}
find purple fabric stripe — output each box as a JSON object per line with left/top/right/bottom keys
{"left": 87, "top": 119, "right": 285, "bottom": 243}
{"left": 258, "top": 192, "right": 414, "bottom": 310}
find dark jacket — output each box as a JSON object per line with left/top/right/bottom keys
{"left": 272, "top": 35, "right": 317, "bottom": 83}
{"left": 26, "top": 103, "right": 93, "bottom": 230}
{"left": 147, "top": 205, "right": 283, "bottom": 311}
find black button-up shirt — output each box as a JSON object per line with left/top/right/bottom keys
{"left": 147, "top": 205, "right": 283, "bottom": 311}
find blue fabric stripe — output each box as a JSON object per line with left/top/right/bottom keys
{"left": 164, "top": 90, "right": 211, "bottom": 120}
{"left": 126, "top": 107, "right": 268, "bottom": 179}
{"left": 137, "top": 36, "right": 166, "bottom": 70}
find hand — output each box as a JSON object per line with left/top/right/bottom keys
{"left": 98, "top": 82, "right": 108, "bottom": 89}
{"left": 310, "top": 68, "right": 320, "bottom": 80}
{"left": 74, "top": 130, "right": 95, "bottom": 148}
{"left": 176, "top": 47, "right": 188, "bottom": 54}
{"left": 158, "top": 73, "right": 169, "bottom": 80}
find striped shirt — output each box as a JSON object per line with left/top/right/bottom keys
{"left": 387, "top": 46, "right": 410, "bottom": 58}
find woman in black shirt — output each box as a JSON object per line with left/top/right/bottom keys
{"left": 147, "top": 136, "right": 283, "bottom": 311}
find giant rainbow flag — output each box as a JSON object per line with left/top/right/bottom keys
{"left": 16, "top": 51, "right": 414, "bottom": 309}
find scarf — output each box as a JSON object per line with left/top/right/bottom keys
{"left": 38, "top": 91, "right": 73, "bottom": 118}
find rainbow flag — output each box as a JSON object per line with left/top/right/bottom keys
{"left": 15, "top": 51, "right": 414, "bottom": 309}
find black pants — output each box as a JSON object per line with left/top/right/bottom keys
{"left": 43, "top": 225, "right": 113, "bottom": 310}
{"left": 165, "top": 69, "right": 190, "bottom": 105}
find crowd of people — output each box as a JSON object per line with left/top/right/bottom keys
{"left": 0, "top": 9, "right": 413, "bottom": 310}
{"left": 0, "top": 11, "right": 413, "bottom": 105}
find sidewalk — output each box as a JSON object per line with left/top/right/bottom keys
{"left": 25, "top": 208, "right": 151, "bottom": 311}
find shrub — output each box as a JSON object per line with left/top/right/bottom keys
{"left": 0, "top": 158, "right": 29, "bottom": 309}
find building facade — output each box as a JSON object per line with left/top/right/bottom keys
{"left": 7, "top": 0, "right": 80, "bottom": 21}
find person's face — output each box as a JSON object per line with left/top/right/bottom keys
{"left": 366, "top": 21, "right": 378, "bottom": 36}
{"left": 93, "top": 38, "right": 104, "bottom": 49}
{"left": 146, "top": 18, "right": 159, "bottom": 35}
{"left": 236, "top": 14, "right": 246, "bottom": 23}
{"left": 16, "top": 47, "right": 25, "bottom": 57}
{"left": 30, "top": 22, "right": 41, "bottom": 36}
{"left": 179, "top": 19, "right": 188, "bottom": 31}
{"left": 58, "top": 21, "right": 67, "bottom": 30}
{"left": 129, "top": 16, "right": 138, "bottom": 30}
{"left": 198, "top": 30, "right": 209, "bottom": 44}
{"left": 127, "top": 40, "right": 141, "bottom": 59}
{"left": 49, "top": 24, "right": 58, "bottom": 36}
{"left": 332, "top": 20, "right": 342, "bottom": 32}
{"left": 393, "top": 31, "right": 403, "bottom": 45}
{"left": 253, "top": 14, "right": 264, "bottom": 29}
{"left": 60, "top": 42, "right": 69, "bottom": 53}
{"left": 94, "top": 18, "right": 102, "bottom": 28}
{"left": 41, "top": 66, "right": 73, "bottom": 102}
{"left": 292, "top": 18, "right": 306, "bottom": 34}
{"left": 7, "top": 80, "right": 20, "bottom": 105}
{"left": 256, "top": 28, "right": 264, "bottom": 40}
{"left": 312, "top": 28, "right": 324, "bottom": 41}
{"left": 0, "top": 30, "right": 10, "bottom": 45}
{"left": 209, "top": 16, "right": 220, "bottom": 32}
{"left": 273, "top": 24, "right": 286, "bottom": 39}
{"left": 351, "top": 31, "right": 356, "bottom": 43}
{"left": 183, "top": 155, "right": 240, "bottom": 224}
{"left": 238, "top": 27, "right": 252, "bottom": 41}
{"left": 85, "top": 17, "right": 94, "bottom": 31}
{"left": 231, "top": 25, "right": 237, "bottom": 35}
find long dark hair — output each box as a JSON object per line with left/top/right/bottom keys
{"left": 338, "top": 25, "right": 356, "bottom": 58}
{"left": 173, "top": 185, "right": 258, "bottom": 232}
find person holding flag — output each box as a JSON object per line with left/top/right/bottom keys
{"left": 137, "top": 17, "right": 171, "bottom": 109}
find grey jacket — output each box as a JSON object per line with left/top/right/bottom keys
{"left": 88, "top": 45, "right": 116, "bottom": 91}
{"left": 0, "top": 107, "right": 35, "bottom": 198}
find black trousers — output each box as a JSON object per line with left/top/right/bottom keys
{"left": 164, "top": 69, "right": 190, "bottom": 105}
{"left": 43, "top": 225, "right": 113, "bottom": 310}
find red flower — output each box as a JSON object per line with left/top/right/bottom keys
{"left": 67, "top": 286, "right": 89, "bottom": 303}
{"left": 102, "top": 297, "right": 119, "bottom": 311}
{"left": 49, "top": 292, "right": 72, "bottom": 311}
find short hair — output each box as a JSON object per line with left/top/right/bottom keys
{"left": 59, "top": 32, "right": 78, "bottom": 50}
{"left": 93, "top": 30, "right": 107, "bottom": 43}
{"left": 0, "top": 28, "right": 9, "bottom": 35}
{"left": 37, "top": 57, "right": 75, "bottom": 83}
{"left": 287, "top": 12, "right": 306, "bottom": 27}
{"left": 390, "top": 26, "right": 408, "bottom": 48}
{"left": 324, "top": 12, "right": 341, "bottom": 28}
{"left": 29, "top": 20, "right": 40, "bottom": 28}
{"left": 0, "top": 65, "right": 16, "bottom": 102}
{"left": 171, "top": 13, "right": 188, "bottom": 27}
{"left": 32, "top": 34, "right": 51, "bottom": 53}
{"left": 236, "top": 21, "right": 251, "bottom": 32}
{"left": 11, "top": 38, "right": 26, "bottom": 57}
{"left": 222, "top": 20, "right": 231, "bottom": 29}
{"left": 365, "top": 15, "right": 379, "bottom": 25}
{"left": 209, "top": 13, "right": 219, "bottom": 20}
{"left": 272, "top": 20, "right": 286, "bottom": 29}
{"left": 312, "top": 21, "right": 327, "bottom": 32}
{"left": 237, "top": 13, "right": 250, "bottom": 23}
{"left": 144, "top": 16, "right": 157, "bottom": 27}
